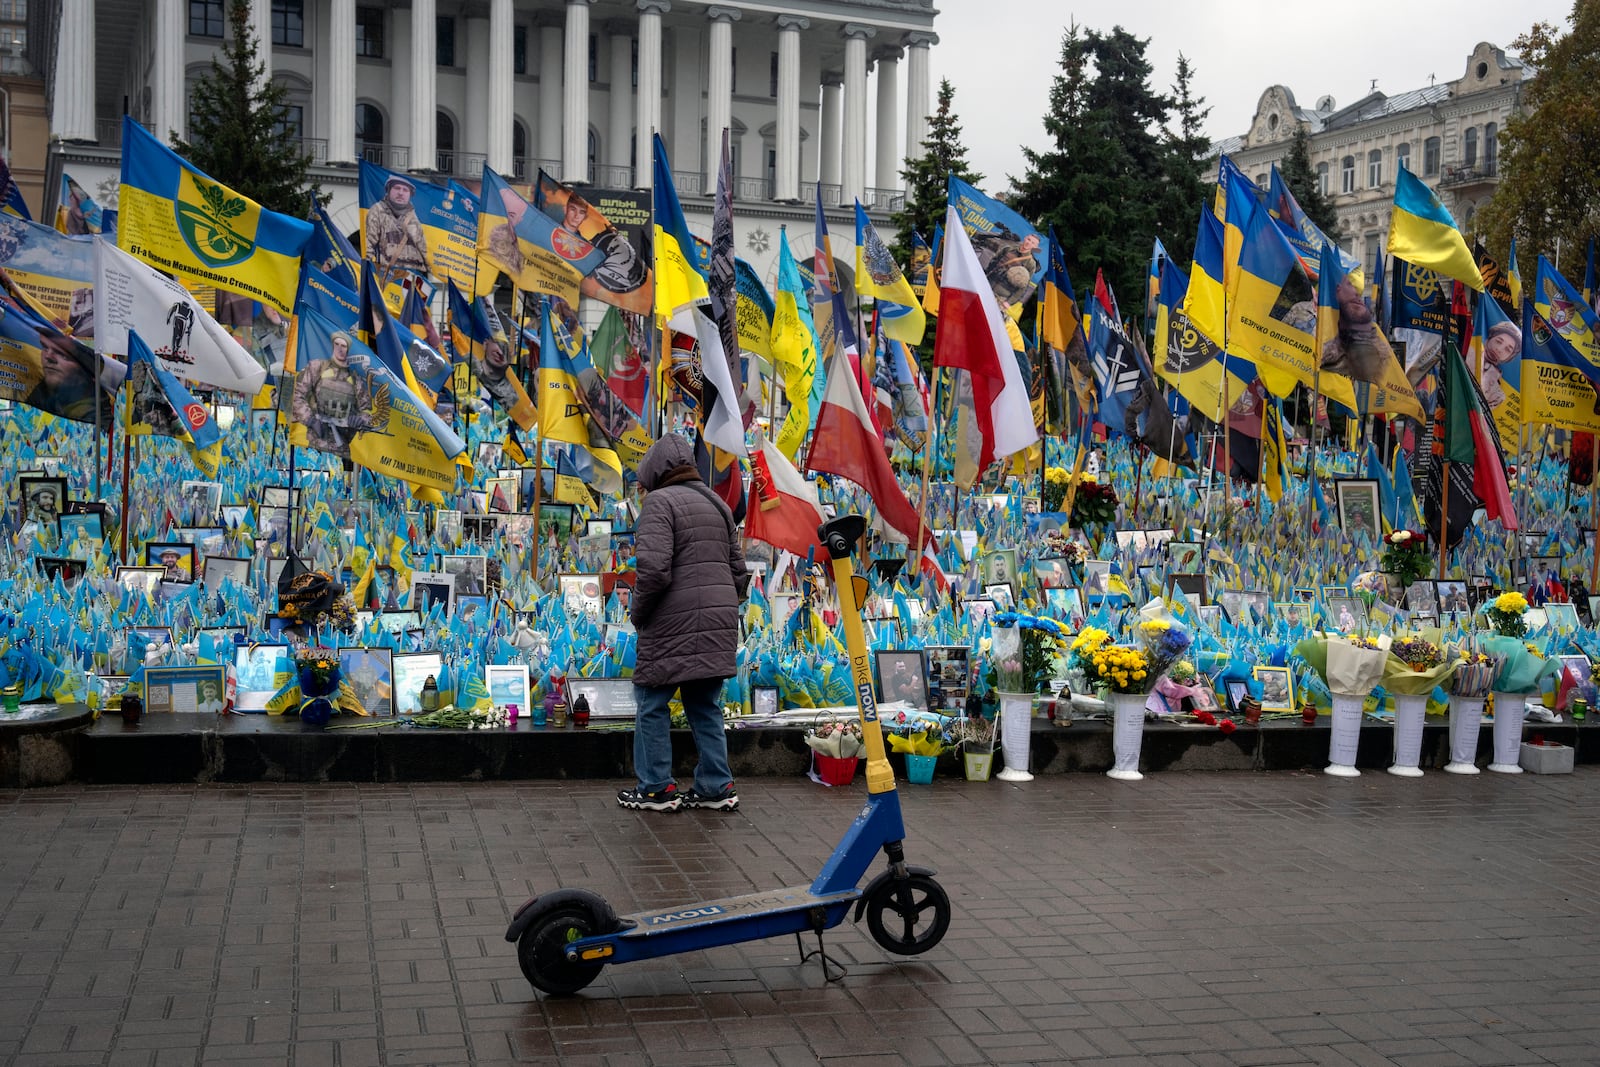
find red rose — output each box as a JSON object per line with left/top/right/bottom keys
{"left": 1218, "top": 719, "right": 1237, "bottom": 734}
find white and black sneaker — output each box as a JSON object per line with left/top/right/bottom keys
{"left": 682, "top": 785, "right": 739, "bottom": 812}
{"left": 617, "top": 785, "right": 683, "bottom": 812}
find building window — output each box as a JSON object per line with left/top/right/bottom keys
{"left": 355, "top": 7, "right": 384, "bottom": 58}
{"left": 631, "top": 38, "right": 638, "bottom": 88}
{"left": 1463, "top": 127, "right": 1477, "bottom": 168}
{"left": 514, "top": 25, "right": 527, "bottom": 75}
{"left": 1367, "top": 148, "right": 1382, "bottom": 188}
{"left": 1340, "top": 155, "right": 1355, "bottom": 194}
{"left": 436, "top": 16, "right": 454, "bottom": 66}
{"left": 769, "top": 51, "right": 778, "bottom": 97}
{"left": 436, "top": 111, "right": 455, "bottom": 171}
{"left": 513, "top": 120, "right": 527, "bottom": 159}
{"left": 730, "top": 47, "right": 737, "bottom": 93}
{"left": 355, "top": 102, "right": 384, "bottom": 151}
{"left": 274, "top": 103, "right": 304, "bottom": 140}
{"left": 1423, "top": 136, "right": 1440, "bottom": 177}
{"left": 270, "top": 0, "right": 302, "bottom": 46}
{"left": 0, "top": 0, "right": 27, "bottom": 21}
{"left": 587, "top": 127, "right": 600, "bottom": 181}
{"left": 1484, "top": 122, "right": 1497, "bottom": 172}
{"left": 1365, "top": 233, "right": 1380, "bottom": 278}
{"left": 1395, "top": 142, "right": 1410, "bottom": 173}
{"left": 588, "top": 33, "right": 597, "bottom": 82}
{"left": 1316, "top": 161, "right": 1328, "bottom": 196}
{"left": 189, "top": 0, "right": 223, "bottom": 37}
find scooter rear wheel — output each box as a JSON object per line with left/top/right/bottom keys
{"left": 516, "top": 901, "right": 613, "bottom": 995}
{"left": 864, "top": 873, "right": 950, "bottom": 955}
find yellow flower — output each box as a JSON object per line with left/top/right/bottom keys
{"left": 1494, "top": 592, "right": 1528, "bottom": 614}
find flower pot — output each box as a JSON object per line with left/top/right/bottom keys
{"left": 1325, "top": 692, "right": 1364, "bottom": 777}
{"left": 996, "top": 692, "right": 1034, "bottom": 782}
{"left": 1488, "top": 690, "right": 1527, "bottom": 774}
{"left": 1108, "top": 690, "right": 1145, "bottom": 781}
{"left": 962, "top": 749, "right": 994, "bottom": 781}
{"left": 1444, "top": 694, "right": 1484, "bottom": 774}
{"left": 904, "top": 753, "right": 937, "bottom": 784}
{"left": 1388, "top": 693, "right": 1428, "bottom": 777}
{"left": 814, "top": 754, "right": 859, "bottom": 787}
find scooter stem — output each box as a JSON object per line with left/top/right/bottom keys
{"left": 820, "top": 516, "right": 896, "bottom": 794}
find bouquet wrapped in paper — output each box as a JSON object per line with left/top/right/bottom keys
{"left": 1147, "top": 660, "right": 1211, "bottom": 716}
{"left": 886, "top": 723, "right": 950, "bottom": 757}
{"left": 805, "top": 719, "right": 864, "bottom": 759}
{"left": 1449, "top": 644, "right": 1504, "bottom": 697}
{"left": 1295, "top": 633, "right": 1391, "bottom": 697}
{"left": 1481, "top": 634, "right": 1560, "bottom": 695}
{"left": 1383, "top": 635, "right": 1459, "bottom": 696}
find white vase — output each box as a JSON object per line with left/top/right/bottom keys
{"left": 1107, "top": 691, "right": 1146, "bottom": 781}
{"left": 1488, "top": 690, "right": 1527, "bottom": 774}
{"left": 996, "top": 692, "right": 1034, "bottom": 782}
{"left": 1444, "top": 694, "right": 1484, "bottom": 774}
{"left": 1325, "top": 692, "right": 1364, "bottom": 777}
{"left": 1388, "top": 693, "right": 1428, "bottom": 777}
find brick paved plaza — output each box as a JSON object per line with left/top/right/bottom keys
{"left": 4, "top": 771, "right": 1599, "bottom": 1066}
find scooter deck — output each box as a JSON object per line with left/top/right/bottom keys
{"left": 612, "top": 884, "right": 860, "bottom": 939}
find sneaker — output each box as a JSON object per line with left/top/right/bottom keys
{"left": 682, "top": 785, "right": 739, "bottom": 812}
{"left": 617, "top": 785, "right": 682, "bottom": 812}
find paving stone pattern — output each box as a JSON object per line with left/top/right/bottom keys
{"left": 3, "top": 771, "right": 1599, "bottom": 1066}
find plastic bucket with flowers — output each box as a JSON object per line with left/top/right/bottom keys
{"left": 804, "top": 714, "right": 864, "bottom": 787}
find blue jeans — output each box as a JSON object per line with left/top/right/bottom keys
{"left": 633, "top": 677, "right": 733, "bottom": 795}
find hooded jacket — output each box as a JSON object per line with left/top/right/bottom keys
{"left": 629, "top": 434, "right": 749, "bottom": 687}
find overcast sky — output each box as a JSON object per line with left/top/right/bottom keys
{"left": 926, "top": 0, "right": 1574, "bottom": 196}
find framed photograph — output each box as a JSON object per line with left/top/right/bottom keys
{"left": 260, "top": 485, "right": 299, "bottom": 509}
{"left": 35, "top": 556, "right": 86, "bottom": 587}
{"left": 197, "top": 626, "right": 246, "bottom": 652}
{"left": 463, "top": 514, "right": 499, "bottom": 543}
{"left": 559, "top": 573, "right": 604, "bottom": 618}
{"left": 983, "top": 582, "right": 1015, "bottom": 611}
{"left": 1325, "top": 596, "right": 1369, "bottom": 632}
{"left": 441, "top": 554, "right": 488, "bottom": 596}
{"left": 434, "top": 509, "right": 463, "bottom": 545}
{"left": 180, "top": 480, "right": 223, "bottom": 523}
{"left": 1546, "top": 602, "right": 1580, "bottom": 632}
{"left": 565, "top": 676, "right": 638, "bottom": 720}
{"left": 1274, "top": 601, "right": 1310, "bottom": 627}
{"left": 1191, "top": 685, "right": 1219, "bottom": 712}
{"left": 980, "top": 549, "right": 1018, "bottom": 588}
{"left": 18, "top": 475, "right": 66, "bottom": 525}
{"left": 965, "top": 596, "right": 996, "bottom": 626}
{"left": 1320, "top": 583, "right": 1348, "bottom": 600}
{"left": 1293, "top": 587, "right": 1319, "bottom": 603}
{"left": 1168, "top": 572, "right": 1207, "bottom": 602}
{"left": 201, "top": 556, "right": 250, "bottom": 592}
{"left": 145, "top": 541, "right": 197, "bottom": 583}
{"left": 1220, "top": 590, "right": 1268, "bottom": 625}
{"left": 393, "top": 652, "right": 446, "bottom": 716}
{"left": 220, "top": 503, "right": 251, "bottom": 530}
{"left": 585, "top": 518, "right": 614, "bottom": 538}
{"left": 1559, "top": 654, "right": 1592, "bottom": 688}
{"left": 1081, "top": 560, "right": 1113, "bottom": 597}
{"left": 1034, "top": 557, "right": 1071, "bottom": 590}
{"left": 1406, "top": 581, "right": 1440, "bottom": 618}
{"left": 501, "top": 512, "right": 538, "bottom": 551}
{"left": 115, "top": 566, "right": 166, "bottom": 597}
{"left": 339, "top": 648, "right": 394, "bottom": 717}
{"left": 408, "top": 571, "right": 455, "bottom": 614}
{"left": 1166, "top": 540, "right": 1203, "bottom": 573}
{"left": 485, "top": 663, "right": 531, "bottom": 711}
{"left": 263, "top": 555, "right": 289, "bottom": 591}
{"left": 1589, "top": 596, "right": 1600, "bottom": 624}
{"left": 926, "top": 645, "right": 971, "bottom": 712}
{"left": 751, "top": 685, "right": 779, "bottom": 717}
{"left": 232, "top": 643, "right": 294, "bottom": 712}
{"left": 1045, "top": 586, "right": 1083, "bottom": 622}
{"left": 538, "top": 503, "right": 577, "bottom": 541}
{"left": 1225, "top": 679, "right": 1248, "bottom": 710}
{"left": 476, "top": 441, "right": 503, "bottom": 469}
{"left": 144, "top": 665, "right": 228, "bottom": 714}
{"left": 770, "top": 592, "right": 801, "bottom": 632}
{"left": 376, "top": 610, "right": 423, "bottom": 635}
{"left": 57, "top": 511, "right": 104, "bottom": 549}
{"left": 1519, "top": 555, "right": 1561, "bottom": 589}
{"left": 875, "top": 649, "right": 930, "bottom": 711}
{"left": 1334, "top": 479, "right": 1381, "bottom": 540}
{"left": 485, "top": 474, "right": 519, "bottom": 513}
{"left": 1254, "top": 665, "right": 1295, "bottom": 713}
{"left": 1435, "top": 580, "right": 1471, "bottom": 617}
{"left": 175, "top": 526, "right": 228, "bottom": 558}
{"left": 250, "top": 407, "right": 276, "bottom": 433}
{"left": 1198, "top": 604, "right": 1224, "bottom": 632}
{"left": 258, "top": 505, "right": 292, "bottom": 550}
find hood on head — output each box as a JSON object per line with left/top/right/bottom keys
{"left": 638, "top": 434, "right": 698, "bottom": 491}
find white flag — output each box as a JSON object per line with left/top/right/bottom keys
{"left": 92, "top": 238, "right": 268, "bottom": 396}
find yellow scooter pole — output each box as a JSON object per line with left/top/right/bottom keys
{"left": 819, "top": 516, "right": 897, "bottom": 794}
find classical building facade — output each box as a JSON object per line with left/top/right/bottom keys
{"left": 1211, "top": 41, "right": 1527, "bottom": 277}
{"left": 23, "top": 0, "right": 937, "bottom": 283}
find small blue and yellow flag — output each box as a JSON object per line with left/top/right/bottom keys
{"left": 116, "top": 117, "right": 312, "bottom": 316}
{"left": 1508, "top": 237, "right": 1523, "bottom": 310}
{"left": 771, "top": 227, "right": 818, "bottom": 460}
{"left": 1386, "top": 168, "right": 1484, "bottom": 292}
{"left": 125, "top": 328, "right": 223, "bottom": 478}
{"left": 651, "top": 134, "right": 709, "bottom": 333}
{"left": 853, "top": 201, "right": 925, "bottom": 344}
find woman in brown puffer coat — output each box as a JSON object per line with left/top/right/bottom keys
{"left": 618, "top": 434, "right": 750, "bottom": 812}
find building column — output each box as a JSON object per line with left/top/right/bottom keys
{"left": 465, "top": 15, "right": 490, "bottom": 168}
{"left": 872, "top": 45, "right": 901, "bottom": 193}
{"left": 774, "top": 15, "right": 806, "bottom": 201}
{"left": 538, "top": 21, "right": 563, "bottom": 165}
{"left": 151, "top": 0, "right": 184, "bottom": 143}
{"left": 606, "top": 23, "right": 632, "bottom": 174}
{"left": 704, "top": 6, "right": 739, "bottom": 189}
{"left": 903, "top": 31, "right": 935, "bottom": 174}
{"left": 839, "top": 23, "right": 874, "bottom": 204}
{"left": 326, "top": 0, "right": 356, "bottom": 161}
{"left": 633, "top": 0, "right": 668, "bottom": 187}
{"left": 487, "top": 0, "right": 513, "bottom": 172}
{"left": 249, "top": 0, "right": 273, "bottom": 86}
{"left": 389, "top": 9, "right": 413, "bottom": 164}
{"left": 819, "top": 72, "right": 842, "bottom": 189}
{"left": 562, "top": 0, "right": 595, "bottom": 183}
{"left": 52, "top": 0, "right": 94, "bottom": 141}
{"left": 410, "top": 0, "right": 437, "bottom": 170}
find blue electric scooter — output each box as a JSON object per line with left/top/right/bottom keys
{"left": 505, "top": 514, "right": 951, "bottom": 995}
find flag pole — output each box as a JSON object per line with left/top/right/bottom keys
{"left": 913, "top": 367, "right": 943, "bottom": 560}
{"left": 531, "top": 425, "right": 543, "bottom": 584}
{"left": 119, "top": 426, "right": 132, "bottom": 565}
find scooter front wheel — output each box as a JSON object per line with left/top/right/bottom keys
{"left": 864, "top": 873, "right": 950, "bottom": 955}
{"left": 516, "top": 899, "right": 614, "bottom": 995}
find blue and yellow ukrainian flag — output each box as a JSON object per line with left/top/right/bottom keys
{"left": 1386, "top": 168, "right": 1484, "bottom": 291}
{"left": 651, "top": 134, "right": 709, "bottom": 333}
{"left": 1184, "top": 210, "right": 1228, "bottom": 345}
{"left": 1218, "top": 156, "right": 1259, "bottom": 297}
{"left": 125, "top": 328, "right": 222, "bottom": 478}
{"left": 1260, "top": 395, "right": 1289, "bottom": 503}
{"left": 853, "top": 201, "right": 925, "bottom": 344}
{"left": 1533, "top": 254, "right": 1600, "bottom": 386}
{"left": 1508, "top": 237, "right": 1523, "bottom": 310}
{"left": 537, "top": 298, "right": 623, "bottom": 491}
{"left": 771, "top": 227, "right": 818, "bottom": 460}
{"left": 922, "top": 224, "right": 943, "bottom": 316}
{"left": 117, "top": 117, "right": 312, "bottom": 316}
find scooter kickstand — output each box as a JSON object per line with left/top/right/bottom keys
{"left": 794, "top": 908, "right": 848, "bottom": 983}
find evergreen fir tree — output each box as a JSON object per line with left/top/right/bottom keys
{"left": 1279, "top": 125, "right": 1340, "bottom": 236}
{"left": 173, "top": 0, "right": 320, "bottom": 217}
{"left": 1159, "top": 53, "right": 1211, "bottom": 260}
{"left": 892, "top": 78, "right": 983, "bottom": 262}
